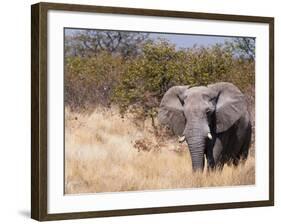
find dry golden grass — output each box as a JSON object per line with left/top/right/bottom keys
{"left": 65, "top": 107, "right": 255, "bottom": 194}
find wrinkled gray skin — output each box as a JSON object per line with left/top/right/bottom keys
{"left": 158, "top": 82, "right": 251, "bottom": 171}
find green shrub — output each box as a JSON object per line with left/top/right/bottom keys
{"left": 65, "top": 52, "right": 124, "bottom": 111}
{"left": 111, "top": 41, "right": 245, "bottom": 124}
{"left": 65, "top": 40, "right": 254, "bottom": 128}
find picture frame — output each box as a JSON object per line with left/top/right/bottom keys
{"left": 31, "top": 2, "right": 274, "bottom": 221}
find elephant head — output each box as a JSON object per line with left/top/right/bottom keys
{"left": 158, "top": 82, "right": 247, "bottom": 171}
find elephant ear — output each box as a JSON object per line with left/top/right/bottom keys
{"left": 158, "top": 86, "right": 189, "bottom": 136}
{"left": 208, "top": 82, "right": 247, "bottom": 133}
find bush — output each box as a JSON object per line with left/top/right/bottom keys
{"left": 65, "top": 40, "right": 254, "bottom": 128}
{"left": 111, "top": 41, "right": 251, "bottom": 125}
{"left": 65, "top": 52, "right": 124, "bottom": 111}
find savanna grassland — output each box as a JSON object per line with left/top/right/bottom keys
{"left": 64, "top": 30, "right": 255, "bottom": 194}
{"left": 65, "top": 107, "right": 255, "bottom": 194}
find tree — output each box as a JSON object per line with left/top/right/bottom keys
{"left": 65, "top": 30, "right": 149, "bottom": 58}
{"left": 227, "top": 37, "right": 255, "bottom": 60}
{"left": 112, "top": 41, "right": 234, "bottom": 128}
{"left": 65, "top": 52, "right": 124, "bottom": 110}
{"left": 64, "top": 36, "right": 254, "bottom": 131}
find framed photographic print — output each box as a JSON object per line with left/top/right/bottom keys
{"left": 31, "top": 2, "right": 274, "bottom": 221}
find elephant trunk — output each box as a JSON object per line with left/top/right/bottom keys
{"left": 184, "top": 122, "right": 210, "bottom": 172}
{"left": 187, "top": 136, "right": 205, "bottom": 171}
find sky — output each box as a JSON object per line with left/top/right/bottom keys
{"left": 149, "top": 33, "right": 234, "bottom": 48}
{"left": 65, "top": 28, "right": 238, "bottom": 49}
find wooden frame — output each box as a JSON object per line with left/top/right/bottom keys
{"left": 31, "top": 2, "right": 274, "bottom": 221}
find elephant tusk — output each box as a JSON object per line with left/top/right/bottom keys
{"left": 207, "top": 132, "right": 213, "bottom": 140}
{"left": 178, "top": 136, "right": 186, "bottom": 143}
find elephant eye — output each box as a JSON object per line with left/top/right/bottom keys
{"left": 206, "top": 109, "right": 211, "bottom": 116}
{"left": 210, "top": 96, "right": 218, "bottom": 104}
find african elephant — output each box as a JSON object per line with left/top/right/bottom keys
{"left": 158, "top": 82, "right": 251, "bottom": 171}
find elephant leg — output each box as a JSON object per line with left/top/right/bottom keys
{"left": 206, "top": 139, "right": 215, "bottom": 170}
{"left": 239, "top": 124, "right": 252, "bottom": 163}
{"left": 212, "top": 137, "right": 225, "bottom": 169}
{"left": 206, "top": 152, "right": 215, "bottom": 171}
{"left": 205, "top": 137, "right": 224, "bottom": 170}
{"left": 229, "top": 121, "right": 251, "bottom": 166}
